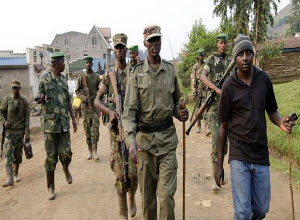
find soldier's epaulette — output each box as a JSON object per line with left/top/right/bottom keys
{"left": 162, "top": 59, "right": 175, "bottom": 68}
{"left": 132, "top": 61, "right": 144, "bottom": 72}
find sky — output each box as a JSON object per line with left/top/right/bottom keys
{"left": 0, "top": 0, "right": 291, "bottom": 60}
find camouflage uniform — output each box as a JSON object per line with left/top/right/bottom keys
{"left": 99, "top": 65, "right": 138, "bottom": 195}
{"left": 191, "top": 62, "right": 206, "bottom": 129}
{"left": 39, "top": 71, "right": 72, "bottom": 171}
{"left": 203, "top": 53, "right": 231, "bottom": 162}
{"left": 123, "top": 57, "right": 181, "bottom": 220}
{"left": 75, "top": 71, "right": 100, "bottom": 150}
{"left": 0, "top": 95, "right": 30, "bottom": 166}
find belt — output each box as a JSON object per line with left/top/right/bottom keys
{"left": 138, "top": 118, "right": 173, "bottom": 133}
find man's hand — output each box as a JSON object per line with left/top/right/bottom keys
{"left": 109, "top": 110, "right": 119, "bottom": 125}
{"left": 129, "top": 142, "right": 140, "bottom": 165}
{"left": 37, "top": 95, "right": 45, "bottom": 104}
{"left": 282, "top": 116, "right": 296, "bottom": 133}
{"left": 215, "top": 87, "right": 222, "bottom": 96}
{"left": 72, "top": 119, "right": 77, "bottom": 133}
{"left": 4, "top": 121, "right": 11, "bottom": 129}
{"left": 215, "top": 164, "right": 224, "bottom": 187}
{"left": 179, "top": 108, "right": 189, "bottom": 122}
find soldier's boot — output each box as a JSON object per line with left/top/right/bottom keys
{"left": 128, "top": 191, "right": 137, "bottom": 218}
{"left": 205, "top": 120, "right": 211, "bottom": 136}
{"left": 118, "top": 193, "right": 128, "bottom": 220}
{"left": 87, "top": 145, "right": 92, "bottom": 160}
{"left": 63, "top": 165, "right": 73, "bottom": 184}
{"left": 211, "top": 162, "right": 221, "bottom": 192}
{"left": 2, "top": 165, "right": 14, "bottom": 187}
{"left": 13, "top": 163, "right": 21, "bottom": 182}
{"left": 46, "top": 171, "right": 55, "bottom": 200}
{"left": 196, "top": 120, "right": 201, "bottom": 133}
{"left": 92, "top": 143, "right": 99, "bottom": 161}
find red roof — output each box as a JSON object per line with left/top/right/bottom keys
{"left": 97, "top": 27, "right": 111, "bottom": 38}
{"left": 257, "top": 36, "right": 300, "bottom": 51}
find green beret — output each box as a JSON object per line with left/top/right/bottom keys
{"left": 197, "top": 48, "right": 205, "bottom": 56}
{"left": 129, "top": 45, "right": 139, "bottom": 51}
{"left": 84, "top": 56, "right": 93, "bottom": 62}
{"left": 217, "top": 33, "right": 228, "bottom": 42}
{"left": 51, "top": 52, "right": 65, "bottom": 62}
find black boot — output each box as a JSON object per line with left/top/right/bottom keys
{"left": 128, "top": 191, "right": 137, "bottom": 218}
{"left": 63, "top": 166, "right": 72, "bottom": 184}
{"left": 46, "top": 171, "right": 55, "bottom": 200}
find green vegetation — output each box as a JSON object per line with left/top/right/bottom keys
{"left": 267, "top": 79, "right": 300, "bottom": 162}
{"left": 286, "top": 0, "right": 300, "bottom": 36}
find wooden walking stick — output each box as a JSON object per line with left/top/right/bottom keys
{"left": 287, "top": 113, "right": 298, "bottom": 220}
{"left": 180, "top": 100, "right": 186, "bottom": 220}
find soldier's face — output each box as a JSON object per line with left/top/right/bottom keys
{"left": 217, "top": 41, "right": 228, "bottom": 54}
{"left": 12, "top": 86, "right": 20, "bottom": 96}
{"left": 85, "top": 61, "right": 93, "bottom": 70}
{"left": 114, "top": 45, "right": 127, "bottom": 61}
{"left": 129, "top": 51, "right": 138, "bottom": 61}
{"left": 197, "top": 55, "right": 204, "bottom": 63}
{"left": 236, "top": 49, "right": 253, "bottom": 73}
{"left": 54, "top": 59, "right": 65, "bottom": 72}
{"left": 144, "top": 36, "right": 161, "bottom": 57}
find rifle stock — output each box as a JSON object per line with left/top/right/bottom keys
{"left": 82, "top": 73, "right": 93, "bottom": 113}
{"left": 185, "top": 60, "right": 235, "bottom": 135}
{"left": 0, "top": 125, "right": 6, "bottom": 159}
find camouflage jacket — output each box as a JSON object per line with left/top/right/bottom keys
{"left": 123, "top": 58, "right": 181, "bottom": 156}
{"left": 99, "top": 65, "right": 130, "bottom": 141}
{"left": 0, "top": 95, "right": 30, "bottom": 139}
{"left": 191, "top": 62, "right": 205, "bottom": 99}
{"left": 38, "top": 71, "right": 71, "bottom": 133}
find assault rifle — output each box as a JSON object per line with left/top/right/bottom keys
{"left": 82, "top": 73, "right": 93, "bottom": 113}
{"left": 109, "top": 71, "right": 129, "bottom": 185}
{"left": 186, "top": 60, "right": 236, "bottom": 135}
{"left": 0, "top": 125, "right": 5, "bottom": 159}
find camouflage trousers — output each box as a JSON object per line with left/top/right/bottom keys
{"left": 138, "top": 149, "right": 178, "bottom": 220}
{"left": 208, "top": 103, "right": 228, "bottom": 163}
{"left": 110, "top": 139, "right": 138, "bottom": 195}
{"left": 82, "top": 107, "right": 100, "bottom": 149}
{"left": 44, "top": 132, "right": 72, "bottom": 171}
{"left": 4, "top": 133, "right": 24, "bottom": 166}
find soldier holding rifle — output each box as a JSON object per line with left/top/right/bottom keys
{"left": 76, "top": 56, "right": 101, "bottom": 160}
{"left": 201, "top": 33, "right": 231, "bottom": 192}
{"left": 94, "top": 33, "right": 138, "bottom": 220}
{"left": 122, "top": 25, "right": 189, "bottom": 220}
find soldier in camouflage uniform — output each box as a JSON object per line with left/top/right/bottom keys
{"left": 75, "top": 56, "right": 101, "bottom": 160}
{"left": 123, "top": 25, "right": 189, "bottom": 220}
{"left": 94, "top": 33, "right": 138, "bottom": 220}
{"left": 201, "top": 34, "right": 231, "bottom": 192}
{"left": 191, "top": 48, "right": 210, "bottom": 134}
{"left": 128, "top": 45, "right": 140, "bottom": 72}
{"left": 0, "top": 80, "right": 30, "bottom": 187}
{"left": 37, "top": 52, "right": 77, "bottom": 200}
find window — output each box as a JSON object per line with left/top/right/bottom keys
{"left": 65, "top": 39, "right": 68, "bottom": 45}
{"left": 92, "top": 36, "right": 97, "bottom": 45}
{"left": 83, "top": 54, "right": 88, "bottom": 56}
{"left": 103, "top": 54, "right": 106, "bottom": 59}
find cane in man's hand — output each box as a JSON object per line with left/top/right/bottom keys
{"left": 286, "top": 113, "right": 298, "bottom": 220}
{"left": 180, "top": 100, "right": 186, "bottom": 220}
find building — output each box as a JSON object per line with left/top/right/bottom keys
{"left": 51, "top": 25, "right": 112, "bottom": 69}
{"left": 257, "top": 33, "right": 300, "bottom": 83}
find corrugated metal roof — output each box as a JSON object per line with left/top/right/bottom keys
{"left": 0, "top": 57, "right": 27, "bottom": 66}
{"left": 257, "top": 36, "right": 300, "bottom": 51}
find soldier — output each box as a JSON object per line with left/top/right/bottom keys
{"left": 75, "top": 56, "right": 101, "bottom": 160}
{"left": 0, "top": 80, "right": 30, "bottom": 187}
{"left": 201, "top": 33, "right": 231, "bottom": 192}
{"left": 128, "top": 45, "right": 140, "bottom": 72}
{"left": 191, "top": 48, "right": 209, "bottom": 134}
{"left": 123, "top": 25, "right": 189, "bottom": 220}
{"left": 94, "top": 33, "right": 138, "bottom": 220}
{"left": 37, "top": 52, "right": 77, "bottom": 200}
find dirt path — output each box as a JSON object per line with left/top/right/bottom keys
{"left": 0, "top": 117, "right": 299, "bottom": 220}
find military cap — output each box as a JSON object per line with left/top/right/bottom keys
{"left": 113, "top": 33, "right": 128, "bottom": 48}
{"left": 197, "top": 48, "right": 205, "bottom": 56}
{"left": 84, "top": 56, "right": 93, "bottom": 62}
{"left": 217, "top": 33, "right": 228, "bottom": 42}
{"left": 11, "top": 79, "right": 21, "bottom": 88}
{"left": 51, "top": 52, "right": 65, "bottom": 62}
{"left": 143, "top": 25, "right": 162, "bottom": 41}
{"left": 129, "top": 45, "right": 139, "bottom": 51}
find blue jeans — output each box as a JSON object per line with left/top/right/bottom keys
{"left": 230, "top": 160, "right": 271, "bottom": 220}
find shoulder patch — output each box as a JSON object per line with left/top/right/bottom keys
{"left": 162, "top": 59, "right": 175, "bottom": 68}
{"left": 132, "top": 61, "right": 144, "bottom": 72}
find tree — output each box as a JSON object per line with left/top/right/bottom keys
{"left": 177, "top": 19, "right": 220, "bottom": 89}
{"left": 287, "top": 0, "right": 300, "bottom": 36}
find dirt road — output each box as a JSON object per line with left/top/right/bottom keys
{"left": 0, "top": 117, "right": 299, "bottom": 220}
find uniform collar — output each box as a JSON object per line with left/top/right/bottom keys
{"left": 115, "top": 64, "right": 128, "bottom": 75}
{"left": 145, "top": 57, "right": 166, "bottom": 74}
